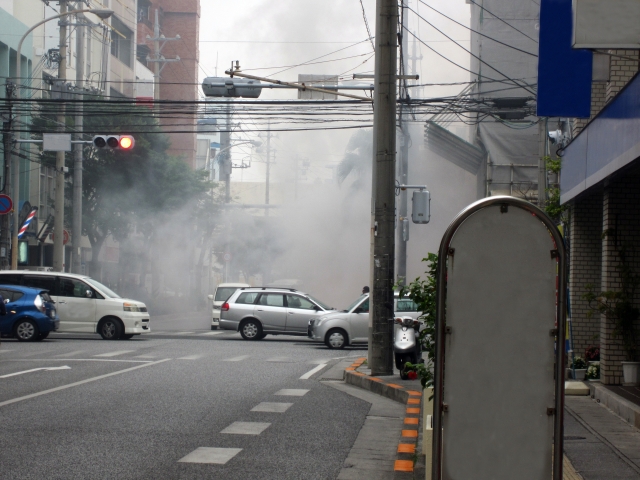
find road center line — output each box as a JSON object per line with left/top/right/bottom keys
{"left": 300, "top": 363, "right": 327, "bottom": 380}
{"left": 0, "top": 358, "right": 170, "bottom": 409}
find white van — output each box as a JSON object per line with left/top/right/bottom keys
{"left": 208, "top": 283, "right": 250, "bottom": 330}
{"left": 0, "top": 271, "right": 150, "bottom": 340}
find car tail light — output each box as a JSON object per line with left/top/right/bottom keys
{"left": 221, "top": 302, "right": 230, "bottom": 311}
{"left": 34, "top": 295, "right": 46, "bottom": 314}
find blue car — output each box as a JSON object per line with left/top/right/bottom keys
{"left": 0, "top": 285, "right": 59, "bottom": 342}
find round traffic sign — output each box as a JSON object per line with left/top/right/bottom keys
{"left": 0, "top": 194, "right": 13, "bottom": 215}
{"left": 52, "top": 230, "right": 70, "bottom": 245}
{"left": 223, "top": 253, "right": 232, "bottom": 262}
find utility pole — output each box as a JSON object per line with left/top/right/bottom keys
{"left": 1, "top": 83, "right": 13, "bottom": 269}
{"left": 146, "top": 8, "right": 180, "bottom": 104}
{"left": 397, "top": 2, "right": 410, "bottom": 286}
{"left": 221, "top": 102, "right": 231, "bottom": 203}
{"left": 52, "top": 0, "right": 68, "bottom": 272}
{"left": 265, "top": 119, "right": 271, "bottom": 217}
{"left": 72, "top": 6, "right": 85, "bottom": 274}
{"left": 369, "top": 0, "right": 398, "bottom": 376}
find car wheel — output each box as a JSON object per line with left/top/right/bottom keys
{"left": 121, "top": 334, "right": 134, "bottom": 340}
{"left": 15, "top": 319, "right": 39, "bottom": 342}
{"left": 99, "top": 318, "right": 123, "bottom": 340}
{"left": 239, "top": 319, "right": 262, "bottom": 340}
{"left": 325, "top": 329, "right": 347, "bottom": 349}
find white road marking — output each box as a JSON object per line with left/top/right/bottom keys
{"left": 224, "top": 355, "right": 250, "bottom": 362}
{"left": 300, "top": 363, "right": 327, "bottom": 380}
{"left": 134, "top": 355, "right": 156, "bottom": 359}
{"left": 178, "top": 447, "right": 242, "bottom": 464}
{"left": 54, "top": 350, "right": 85, "bottom": 357}
{"left": 174, "top": 332, "right": 195, "bottom": 335}
{"left": 94, "top": 350, "right": 135, "bottom": 358}
{"left": 0, "top": 350, "right": 14, "bottom": 354}
{"left": 177, "top": 355, "right": 203, "bottom": 360}
{"left": 199, "top": 331, "right": 224, "bottom": 336}
{"left": 0, "top": 366, "right": 71, "bottom": 378}
{"left": 0, "top": 359, "right": 170, "bottom": 408}
{"left": 251, "top": 402, "right": 293, "bottom": 413}
{"left": 221, "top": 422, "right": 271, "bottom": 435}
{"left": 266, "top": 357, "right": 294, "bottom": 363}
{"left": 275, "top": 389, "right": 310, "bottom": 397}
{"left": 8, "top": 359, "right": 151, "bottom": 363}
{"left": 21, "top": 349, "right": 56, "bottom": 357}
{"left": 308, "top": 359, "right": 331, "bottom": 365}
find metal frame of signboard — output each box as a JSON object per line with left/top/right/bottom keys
{"left": 431, "top": 196, "right": 567, "bottom": 480}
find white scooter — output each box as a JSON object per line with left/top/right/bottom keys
{"left": 394, "top": 316, "right": 422, "bottom": 380}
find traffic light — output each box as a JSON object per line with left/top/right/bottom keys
{"left": 92, "top": 135, "right": 135, "bottom": 150}
{"left": 202, "top": 77, "right": 262, "bottom": 98}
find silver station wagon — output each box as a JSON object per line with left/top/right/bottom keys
{"left": 219, "top": 287, "right": 335, "bottom": 340}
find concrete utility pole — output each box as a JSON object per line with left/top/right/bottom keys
{"left": 72, "top": 7, "right": 86, "bottom": 274}
{"left": 1, "top": 83, "right": 13, "bottom": 269}
{"left": 52, "top": 0, "right": 68, "bottom": 272}
{"left": 146, "top": 9, "right": 180, "bottom": 103}
{"left": 397, "top": 2, "right": 410, "bottom": 286}
{"left": 369, "top": 0, "right": 398, "bottom": 376}
{"left": 265, "top": 119, "right": 271, "bottom": 217}
{"left": 221, "top": 102, "right": 231, "bottom": 203}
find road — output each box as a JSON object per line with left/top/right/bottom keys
{"left": 0, "top": 316, "right": 370, "bottom": 480}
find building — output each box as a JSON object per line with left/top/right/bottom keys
{"left": 137, "top": 0, "right": 200, "bottom": 169}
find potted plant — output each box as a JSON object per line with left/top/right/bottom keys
{"left": 571, "top": 356, "right": 587, "bottom": 380}
{"left": 585, "top": 345, "right": 600, "bottom": 363}
{"left": 585, "top": 362, "right": 600, "bottom": 381}
{"left": 584, "top": 246, "right": 640, "bottom": 386}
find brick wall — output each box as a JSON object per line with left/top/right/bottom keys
{"left": 600, "top": 172, "right": 640, "bottom": 384}
{"left": 606, "top": 49, "right": 640, "bottom": 103}
{"left": 572, "top": 82, "right": 607, "bottom": 138}
{"left": 568, "top": 191, "right": 603, "bottom": 361}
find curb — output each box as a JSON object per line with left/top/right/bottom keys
{"left": 589, "top": 383, "right": 640, "bottom": 429}
{"left": 343, "top": 358, "right": 423, "bottom": 477}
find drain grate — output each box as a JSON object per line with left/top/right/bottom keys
{"left": 564, "top": 436, "right": 586, "bottom": 440}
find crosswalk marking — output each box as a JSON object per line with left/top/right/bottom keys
{"left": 178, "top": 447, "right": 242, "bottom": 465}
{"left": 177, "top": 354, "right": 203, "bottom": 360}
{"left": 224, "top": 355, "right": 250, "bottom": 362}
{"left": 251, "top": 402, "right": 293, "bottom": 413}
{"left": 94, "top": 350, "right": 135, "bottom": 358}
{"left": 275, "top": 389, "right": 309, "bottom": 397}
{"left": 221, "top": 422, "right": 271, "bottom": 435}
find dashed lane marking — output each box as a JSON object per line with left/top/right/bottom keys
{"left": 274, "top": 389, "right": 309, "bottom": 397}
{"left": 177, "top": 355, "right": 204, "bottom": 360}
{"left": 300, "top": 363, "right": 327, "bottom": 380}
{"left": 221, "top": 422, "right": 271, "bottom": 435}
{"left": 251, "top": 402, "right": 293, "bottom": 413}
{"left": 94, "top": 350, "right": 135, "bottom": 358}
{"left": 54, "top": 350, "right": 85, "bottom": 357}
{"left": 0, "top": 366, "right": 71, "bottom": 378}
{"left": 178, "top": 447, "right": 242, "bottom": 465}
{"left": 199, "top": 331, "right": 224, "bottom": 336}
{"left": 224, "top": 355, "right": 250, "bottom": 362}
{"left": 134, "top": 355, "right": 156, "bottom": 359}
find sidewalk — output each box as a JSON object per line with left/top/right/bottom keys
{"left": 328, "top": 359, "right": 625, "bottom": 479}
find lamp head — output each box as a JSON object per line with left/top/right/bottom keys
{"left": 91, "top": 9, "right": 114, "bottom": 19}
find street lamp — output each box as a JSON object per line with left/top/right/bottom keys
{"left": 11, "top": 8, "right": 113, "bottom": 270}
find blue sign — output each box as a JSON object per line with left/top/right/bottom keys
{"left": 537, "top": 0, "right": 593, "bottom": 117}
{"left": 0, "top": 194, "right": 13, "bottom": 215}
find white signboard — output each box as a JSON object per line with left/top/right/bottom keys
{"left": 43, "top": 134, "right": 72, "bottom": 152}
{"left": 573, "top": 0, "right": 640, "bottom": 48}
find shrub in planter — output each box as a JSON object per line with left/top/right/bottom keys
{"left": 571, "top": 356, "right": 587, "bottom": 369}
{"left": 586, "top": 362, "right": 600, "bottom": 380}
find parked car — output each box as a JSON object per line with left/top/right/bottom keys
{"left": 308, "top": 292, "right": 421, "bottom": 349}
{"left": 0, "top": 285, "right": 59, "bottom": 342}
{"left": 220, "top": 287, "right": 335, "bottom": 340}
{"left": 207, "top": 283, "right": 250, "bottom": 330}
{"left": 0, "top": 271, "right": 149, "bottom": 340}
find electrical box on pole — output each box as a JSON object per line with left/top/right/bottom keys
{"left": 412, "top": 190, "right": 431, "bottom": 224}
{"left": 202, "top": 77, "right": 263, "bottom": 98}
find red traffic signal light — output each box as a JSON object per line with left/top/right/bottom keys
{"left": 92, "top": 135, "right": 135, "bottom": 150}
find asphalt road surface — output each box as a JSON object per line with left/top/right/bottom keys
{"left": 0, "top": 321, "right": 370, "bottom": 480}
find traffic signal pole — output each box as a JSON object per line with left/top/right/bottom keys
{"left": 368, "top": 0, "right": 398, "bottom": 376}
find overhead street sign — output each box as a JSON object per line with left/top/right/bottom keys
{"left": 43, "top": 134, "right": 72, "bottom": 152}
{"left": 0, "top": 194, "right": 13, "bottom": 215}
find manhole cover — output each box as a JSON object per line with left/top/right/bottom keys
{"left": 564, "top": 436, "right": 586, "bottom": 440}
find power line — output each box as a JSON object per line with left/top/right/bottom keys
{"left": 467, "top": 0, "right": 539, "bottom": 44}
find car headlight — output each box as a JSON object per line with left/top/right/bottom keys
{"left": 123, "top": 302, "right": 140, "bottom": 312}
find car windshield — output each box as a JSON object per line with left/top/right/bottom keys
{"left": 306, "top": 295, "right": 332, "bottom": 310}
{"left": 345, "top": 294, "right": 367, "bottom": 312}
{"left": 215, "top": 287, "right": 240, "bottom": 302}
{"left": 84, "top": 278, "right": 121, "bottom": 299}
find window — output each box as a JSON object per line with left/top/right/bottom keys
{"left": 59, "top": 278, "right": 92, "bottom": 298}
{"left": 396, "top": 299, "right": 419, "bottom": 312}
{"left": 22, "top": 275, "right": 57, "bottom": 295}
{"left": 110, "top": 16, "right": 133, "bottom": 67}
{"left": 215, "top": 287, "right": 239, "bottom": 302}
{"left": 286, "top": 295, "right": 316, "bottom": 310}
{"left": 0, "top": 289, "right": 24, "bottom": 303}
{"left": 236, "top": 292, "right": 259, "bottom": 305}
{"left": 357, "top": 299, "right": 369, "bottom": 313}
{"left": 257, "top": 294, "right": 284, "bottom": 307}
{"left": 0, "top": 274, "right": 22, "bottom": 286}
